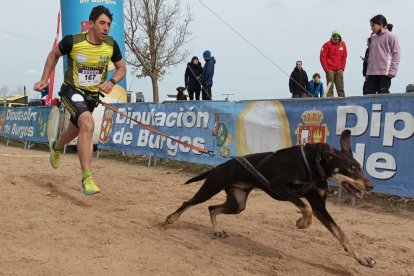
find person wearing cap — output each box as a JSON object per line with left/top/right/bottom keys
{"left": 184, "top": 56, "right": 203, "bottom": 100}
{"left": 320, "top": 29, "right": 348, "bottom": 97}
{"left": 201, "top": 50, "right": 216, "bottom": 100}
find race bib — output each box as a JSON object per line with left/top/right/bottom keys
{"left": 78, "top": 67, "right": 103, "bottom": 87}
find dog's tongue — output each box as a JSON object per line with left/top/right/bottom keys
{"left": 351, "top": 190, "right": 364, "bottom": 200}
{"left": 343, "top": 183, "right": 364, "bottom": 200}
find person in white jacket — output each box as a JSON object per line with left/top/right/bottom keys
{"left": 364, "top": 14, "right": 401, "bottom": 95}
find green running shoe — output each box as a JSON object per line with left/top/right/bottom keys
{"left": 49, "top": 139, "right": 60, "bottom": 169}
{"left": 81, "top": 176, "right": 100, "bottom": 196}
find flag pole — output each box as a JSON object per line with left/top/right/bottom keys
{"left": 46, "top": 10, "right": 61, "bottom": 106}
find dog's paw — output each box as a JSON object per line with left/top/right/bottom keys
{"left": 358, "top": 257, "right": 376, "bottom": 268}
{"left": 164, "top": 216, "right": 175, "bottom": 225}
{"left": 214, "top": 231, "right": 228, "bottom": 238}
{"left": 165, "top": 213, "right": 179, "bottom": 224}
{"left": 296, "top": 217, "right": 312, "bottom": 229}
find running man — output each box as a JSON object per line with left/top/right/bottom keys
{"left": 33, "top": 5, "right": 126, "bottom": 195}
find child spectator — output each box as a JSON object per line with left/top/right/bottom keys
{"left": 308, "top": 73, "right": 324, "bottom": 97}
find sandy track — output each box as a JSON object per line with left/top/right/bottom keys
{"left": 1, "top": 142, "right": 413, "bottom": 275}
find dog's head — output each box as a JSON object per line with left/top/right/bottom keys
{"left": 319, "top": 130, "right": 374, "bottom": 199}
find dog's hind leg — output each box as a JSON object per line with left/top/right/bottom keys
{"left": 165, "top": 179, "right": 226, "bottom": 225}
{"left": 208, "top": 185, "right": 252, "bottom": 238}
{"left": 305, "top": 189, "right": 375, "bottom": 267}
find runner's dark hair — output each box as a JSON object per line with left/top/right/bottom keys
{"left": 89, "top": 5, "right": 113, "bottom": 22}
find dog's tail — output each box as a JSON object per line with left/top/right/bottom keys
{"left": 185, "top": 169, "right": 212, "bottom": 184}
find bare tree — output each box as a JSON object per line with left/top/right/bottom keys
{"left": 15, "top": 84, "right": 25, "bottom": 95}
{"left": 0, "top": 85, "right": 9, "bottom": 98}
{"left": 124, "top": 0, "right": 192, "bottom": 102}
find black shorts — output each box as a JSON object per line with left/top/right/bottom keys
{"left": 59, "top": 84, "right": 99, "bottom": 127}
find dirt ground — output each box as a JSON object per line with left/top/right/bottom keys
{"left": 1, "top": 141, "right": 414, "bottom": 276}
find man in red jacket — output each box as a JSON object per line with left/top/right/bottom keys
{"left": 320, "top": 29, "right": 347, "bottom": 97}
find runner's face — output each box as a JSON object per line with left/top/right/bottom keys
{"left": 90, "top": 14, "right": 112, "bottom": 42}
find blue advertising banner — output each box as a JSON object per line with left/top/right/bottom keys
{"left": 97, "top": 94, "right": 414, "bottom": 198}
{"left": 0, "top": 107, "right": 52, "bottom": 143}
{"left": 60, "top": 0, "right": 126, "bottom": 89}
{"left": 281, "top": 94, "right": 414, "bottom": 197}
{"left": 98, "top": 102, "right": 237, "bottom": 165}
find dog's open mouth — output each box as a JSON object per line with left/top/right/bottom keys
{"left": 341, "top": 182, "right": 365, "bottom": 200}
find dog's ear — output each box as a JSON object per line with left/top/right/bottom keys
{"left": 340, "top": 129, "right": 352, "bottom": 154}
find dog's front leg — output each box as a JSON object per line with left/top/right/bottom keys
{"left": 208, "top": 187, "right": 249, "bottom": 238}
{"left": 305, "top": 190, "right": 375, "bottom": 267}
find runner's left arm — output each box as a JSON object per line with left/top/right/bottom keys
{"left": 98, "top": 40, "right": 127, "bottom": 94}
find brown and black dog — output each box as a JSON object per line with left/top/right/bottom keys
{"left": 165, "top": 130, "right": 375, "bottom": 267}
{"left": 176, "top": 86, "right": 188, "bottom": 100}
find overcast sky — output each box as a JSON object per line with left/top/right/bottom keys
{"left": 1, "top": 0, "right": 413, "bottom": 101}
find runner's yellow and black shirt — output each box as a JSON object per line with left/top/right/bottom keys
{"left": 58, "top": 33, "right": 122, "bottom": 94}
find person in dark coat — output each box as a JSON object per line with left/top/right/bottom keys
{"left": 362, "top": 37, "right": 371, "bottom": 95}
{"left": 184, "top": 56, "right": 203, "bottom": 100}
{"left": 289, "top": 60, "right": 309, "bottom": 98}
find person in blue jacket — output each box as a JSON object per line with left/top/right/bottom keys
{"left": 201, "top": 50, "right": 216, "bottom": 100}
{"left": 308, "top": 73, "right": 325, "bottom": 97}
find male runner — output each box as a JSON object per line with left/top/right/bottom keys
{"left": 34, "top": 5, "right": 126, "bottom": 195}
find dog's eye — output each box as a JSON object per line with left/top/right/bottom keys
{"left": 351, "top": 164, "right": 362, "bottom": 171}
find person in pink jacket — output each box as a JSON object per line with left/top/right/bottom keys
{"left": 364, "top": 14, "right": 400, "bottom": 95}
{"left": 320, "top": 29, "right": 347, "bottom": 97}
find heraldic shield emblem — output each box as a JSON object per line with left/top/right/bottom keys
{"left": 99, "top": 109, "right": 114, "bottom": 143}
{"left": 295, "top": 110, "right": 329, "bottom": 145}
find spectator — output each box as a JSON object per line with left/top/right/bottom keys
{"left": 201, "top": 50, "right": 216, "bottom": 100}
{"left": 289, "top": 60, "right": 309, "bottom": 98}
{"left": 184, "top": 56, "right": 203, "bottom": 100}
{"left": 320, "top": 29, "right": 347, "bottom": 97}
{"left": 364, "top": 14, "right": 400, "bottom": 95}
{"left": 308, "top": 73, "right": 324, "bottom": 97}
{"left": 362, "top": 37, "right": 372, "bottom": 95}
{"left": 362, "top": 37, "right": 371, "bottom": 77}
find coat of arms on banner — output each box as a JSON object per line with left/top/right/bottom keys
{"left": 295, "top": 110, "right": 329, "bottom": 145}
{"left": 99, "top": 109, "right": 114, "bottom": 143}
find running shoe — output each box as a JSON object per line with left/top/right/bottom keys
{"left": 81, "top": 176, "right": 100, "bottom": 196}
{"left": 49, "top": 139, "right": 60, "bottom": 169}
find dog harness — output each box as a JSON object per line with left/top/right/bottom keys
{"left": 232, "top": 155, "right": 271, "bottom": 188}
{"left": 233, "top": 145, "right": 327, "bottom": 188}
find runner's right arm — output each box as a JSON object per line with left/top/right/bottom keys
{"left": 33, "top": 44, "right": 63, "bottom": 92}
